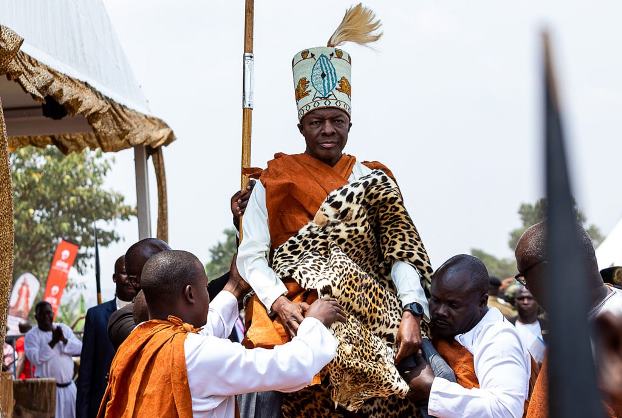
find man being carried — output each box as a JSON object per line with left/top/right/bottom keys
{"left": 237, "top": 5, "right": 432, "bottom": 416}
{"left": 98, "top": 250, "right": 344, "bottom": 418}
{"left": 25, "top": 301, "right": 83, "bottom": 418}
{"left": 404, "top": 255, "right": 531, "bottom": 418}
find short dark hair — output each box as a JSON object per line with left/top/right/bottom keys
{"left": 489, "top": 276, "right": 502, "bottom": 287}
{"left": 435, "top": 254, "right": 489, "bottom": 294}
{"left": 34, "top": 301, "right": 51, "bottom": 314}
{"left": 125, "top": 238, "right": 170, "bottom": 263}
{"left": 141, "top": 250, "right": 204, "bottom": 305}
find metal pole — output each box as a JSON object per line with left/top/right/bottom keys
{"left": 239, "top": 0, "right": 254, "bottom": 242}
{"left": 134, "top": 145, "right": 152, "bottom": 239}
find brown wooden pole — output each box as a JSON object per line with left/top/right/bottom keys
{"left": 239, "top": 0, "right": 254, "bottom": 241}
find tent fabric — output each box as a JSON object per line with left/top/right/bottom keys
{"left": 0, "top": 25, "right": 174, "bottom": 153}
{"left": 0, "top": 0, "right": 151, "bottom": 115}
{"left": 596, "top": 218, "right": 622, "bottom": 268}
{"left": 0, "top": 99, "right": 15, "bottom": 347}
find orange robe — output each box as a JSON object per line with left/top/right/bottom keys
{"left": 243, "top": 153, "right": 394, "bottom": 350}
{"left": 97, "top": 316, "right": 197, "bottom": 418}
{"left": 526, "top": 356, "right": 618, "bottom": 418}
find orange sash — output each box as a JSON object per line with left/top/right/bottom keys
{"left": 243, "top": 153, "right": 394, "bottom": 351}
{"left": 435, "top": 338, "right": 537, "bottom": 417}
{"left": 97, "top": 316, "right": 197, "bottom": 418}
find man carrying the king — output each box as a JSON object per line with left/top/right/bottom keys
{"left": 237, "top": 5, "right": 434, "bottom": 417}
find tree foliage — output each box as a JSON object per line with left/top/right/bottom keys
{"left": 473, "top": 198, "right": 604, "bottom": 277}
{"left": 507, "top": 198, "right": 604, "bottom": 251}
{"left": 204, "top": 228, "right": 237, "bottom": 280}
{"left": 470, "top": 248, "right": 516, "bottom": 279}
{"left": 11, "top": 146, "right": 135, "bottom": 286}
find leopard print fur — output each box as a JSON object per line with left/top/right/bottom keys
{"left": 272, "top": 171, "right": 433, "bottom": 417}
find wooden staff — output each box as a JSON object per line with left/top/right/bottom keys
{"left": 239, "top": 0, "right": 254, "bottom": 241}
{"left": 94, "top": 224, "right": 102, "bottom": 305}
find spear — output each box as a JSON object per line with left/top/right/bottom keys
{"left": 239, "top": 0, "right": 254, "bottom": 241}
{"left": 94, "top": 224, "right": 102, "bottom": 305}
{"left": 542, "top": 31, "right": 604, "bottom": 418}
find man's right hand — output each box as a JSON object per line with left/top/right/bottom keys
{"left": 304, "top": 298, "right": 347, "bottom": 328}
{"left": 271, "top": 296, "right": 306, "bottom": 338}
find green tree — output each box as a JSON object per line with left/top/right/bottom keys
{"left": 205, "top": 228, "right": 237, "bottom": 280}
{"left": 11, "top": 146, "right": 135, "bottom": 287}
{"left": 469, "top": 248, "right": 516, "bottom": 279}
{"left": 472, "top": 198, "right": 604, "bottom": 277}
{"left": 507, "top": 198, "right": 604, "bottom": 251}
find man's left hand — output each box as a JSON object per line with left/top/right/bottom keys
{"left": 401, "top": 352, "right": 435, "bottom": 404}
{"left": 395, "top": 311, "right": 423, "bottom": 364}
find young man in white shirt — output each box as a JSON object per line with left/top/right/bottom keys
{"left": 403, "top": 254, "right": 531, "bottom": 418}
{"left": 99, "top": 250, "right": 345, "bottom": 418}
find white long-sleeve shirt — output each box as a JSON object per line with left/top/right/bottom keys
{"left": 25, "top": 323, "right": 82, "bottom": 383}
{"left": 428, "top": 307, "right": 531, "bottom": 418}
{"left": 237, "top": 161, "right": 429, "bottom": 316}
{"left": 185, "top": 291, "right": 338, "bottom": 418}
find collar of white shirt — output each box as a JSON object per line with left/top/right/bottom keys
{"left": 116, "top": 297, "right": 131, "bottom": 310}
{"left": 454, "top": 307, "right": 505, "bottom": 354}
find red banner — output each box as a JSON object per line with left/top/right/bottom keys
{"left": 43, "top": 239, "right": 79, "bottom": 318}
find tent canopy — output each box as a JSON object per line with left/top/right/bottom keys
{"left": 0, "top": 0, "right": 175, "bottom": 153}
{"left": 596, "top": 218, "right": 622, "bottom": 268}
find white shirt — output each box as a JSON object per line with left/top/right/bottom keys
{"left": 25, "top": 323, "right": 83, "bottom": 384}
{"left": 515, "top": 319, "right": 546, "bottom": 364}
{"left": 116, "top": 296, "right": 131, "bottom": 310}
{"left": 589, "top": 285, "right": 622, "bottom": 320}
{"left": 237, "top": 160, "right": 429, "bottom": 315}
{"left": 184, "top": 291, "right": 338, "bottom": 418}
{"left": 428, "top": 308, "right": 531, "bottom": 418}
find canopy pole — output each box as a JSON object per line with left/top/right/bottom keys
{"left": 134, "top": 145, "right": 152, "bottom": 239}
{"left": 239, "top": 0, "right": 254, "bottom": 241}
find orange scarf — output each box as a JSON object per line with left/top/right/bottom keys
{"left": 243, "top": 153, "right": 394, "bottom": 351}
{"left": 526, "top": 356, "right": 618, "bottom": 418}
{"left": 97, "top": 316, "right": 198, "bottom": 418}
{"left": 435, "top": 338, "right": 537, "bottom": 417}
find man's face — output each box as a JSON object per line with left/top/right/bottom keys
{"left": 518, "top": 260, "right": 548, "bottom": 311}
{"left": 125, "top": 251, "right": 151, "bottom": 291}
{"left": 35, "top": 303, "right": 54, "bottom": 331}
{"left": 113, "top": 258, "right": 137, "bottom": 302}
{"left": 298, "top": 108, "right": 351, "bottom": 166}
{"left": 515, "top": 287, "right": 539, "bottom": 319}
{"left": 430, "top": 270, "right": 487, "bottom": 339}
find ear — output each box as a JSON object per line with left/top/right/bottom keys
{"left": 480, "top": 292, "right": 489, "bottom": 309}
{"left": 184, "top": 285, "right": 195, "bottom": 304}
{"left": 297, "top": 123, "right": 304, "bottom": 135}
{"left": 348, "top": 121, "right": 352, "bottom": 132}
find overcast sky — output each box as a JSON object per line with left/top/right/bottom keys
{"left": 72, "top": 0, "right": 622, "bottom": 304}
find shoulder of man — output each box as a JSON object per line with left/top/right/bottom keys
{"left": 361, "top": 160, "right": 396, "bottom": 180}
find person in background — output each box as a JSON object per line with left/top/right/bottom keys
{"left": 14, "top": 321, "right": 35, "bottom": 379}
{"left": 25, "top": 301, "right": 83, "bottom": 418}
{"left": 403, "top": 255, "right": 531, "bottom": 418}
{"left": 487, "top": 276, "right": 516, "bottom": 319}
{"left": 511, "top": 286, "right": 546, "bottom": 366}
{"left": 107, "top": 239, "right": 171, "bottom": 349}
{"left": 77, "top": 255, "right": 137, "bottom": 418}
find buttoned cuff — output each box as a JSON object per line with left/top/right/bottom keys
{"left": 259, "top": 282, "right": 289, "bottom": 313}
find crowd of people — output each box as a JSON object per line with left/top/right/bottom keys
{"left": 3, "top": 4, "right": 622, "bottom": 418}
